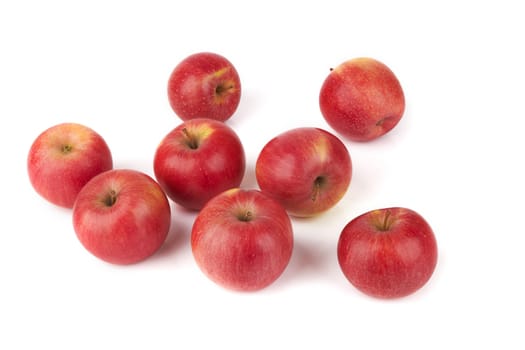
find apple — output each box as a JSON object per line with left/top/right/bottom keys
{"left": 27, "top": 122, "right": 113, "bottom": 208}
{"left": 255, "top": 127, "right": 352, "bottom": 217}
{"left": 72, "top": 169, "right": 171, "bottom": 265}
{"left": 337, "top": 207, "right": 438, "bottom": 298}
{"left": 153, "top": 118, "right": 246, "bottom": 210}
{"left": 191, "top": 188, "right": 294, "bottom": 291}
{"left": 319, "top": 57, "right": 405, "bottom": 142}
{"left": 167, "top": 52, "right": 241, "bottom": 122}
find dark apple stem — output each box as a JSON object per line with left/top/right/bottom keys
{"left": 238, "top": 210, "right": 253, "bottom": 222}
{"left": 103, "top": 190, "right": 118, "bottom": 207}
{"left": 215, "top": 84, "right": 233, "bottom": 95}
{"left": 182, "top": 128, "right": 198, "bottom": 149}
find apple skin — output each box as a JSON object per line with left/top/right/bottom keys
{"left": 255, "top": 127, "right": 352, "bottom": 217}
{"left": 153, "top": 118, "right": 246, "bottom": 210}
{"left": 167, "top": 52, "right": 241, "bottom": 122}
{"left": 337, "top": 207, "right": 438, "bottom": 298}
{"left": 73, "top": 169, "right": 171, "bottom": 265}
{"left": 27, "top": 122, "right": 113, "bottom": 208}
{"left": 191, "top": 188, "right": 294, "bottom": 292}
{"left": 319, "top": 57, "right": 405, "bottom": 142}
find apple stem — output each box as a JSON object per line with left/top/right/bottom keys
{"left": 376, "top": 116, "right": 393, "bottom": 127}
{"left": 238, "top": 210, "right": 253, "bottom": 222}
{"left": 182, "top": 128, "right": 198, "bottom": 149}
{"left": 215, "top": 84, "right": 233, "bottom": 96}
{"left": 103, "top": 190, "right": 118, "bottom": 207}
{"left": 61, "top": 144, "right": 73, "bottom": 154}
{"left": 381, "top": 210, "right": 392, "bottom": 231}
{"left": 311, "top": 176, "right": 325, "bottom": 202}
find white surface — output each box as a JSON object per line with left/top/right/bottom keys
{"left": 2, "top": 1, "right": 524, "bottom": 349}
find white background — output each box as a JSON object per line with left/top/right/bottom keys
{"left": 2, "top": 1, "right": 524, "bottom": 349}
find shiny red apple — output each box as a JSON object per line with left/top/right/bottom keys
{"left": 255, "top": 127, "right": 352, "bottom": 217}
{"left": 319, "top": 57, "right": 405, "bottom": 142}
{"left": 153, "top": 118, "right": 246, "bottom": 210}
{"left": 337, "top": 207, "right": 438, "bottom": 298}
{"left": 191, "top": 188, "right": 294, "bottom": 292}
{"left": 167, "top": 52, "right": 241, "bottom": 122}
{"left": 73, "top": 169, "right": 171, "bottom": 265}
{"left": 27, "top": 122, "right": 113, "bottom": 208}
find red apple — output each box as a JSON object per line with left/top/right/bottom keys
{"left": 191, "top": 188, "right": 294, "bottom": 292}
{"left": 73, "top": 169, "right": 171, "bottom": 265}
{"left": 255, "top": 127, "right": 352, "bottom": 217}
{"left": 153, "top": 118, "right": 246, "bottom": 210}
{"left": 167, "top": 52, "right": 241, "bottom": 122}
{"left": 337, "top": 207, "right": 438, "bottom": 298}
{"left": 27, "top": 122, "right": 113, "bottom": 208}
{"left": 319, "top": 57, "right": 405, "bottom": 142}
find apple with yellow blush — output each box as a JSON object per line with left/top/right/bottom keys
{"left": 167, "top": 52, "right": 241, "bottom": 122}
{"left": 191, "top": 188, "right": 294, "bottom": 291}
{"left": 153, "top": 118, "right": 246, "bottom": 210}
{"left": 27, "top": 122, "right": 113, "bottom": 208}
{"left": 337, "top": 207, "right": 438, "bottom": 298}
{"left": 255, "top": 127, "right": 352, "bottom": 217}
{"left": 319, "top": 57, "right": 405, "bottom": 142}
{"left": 72, "top": 169, "right": 171, "bottom": 265}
